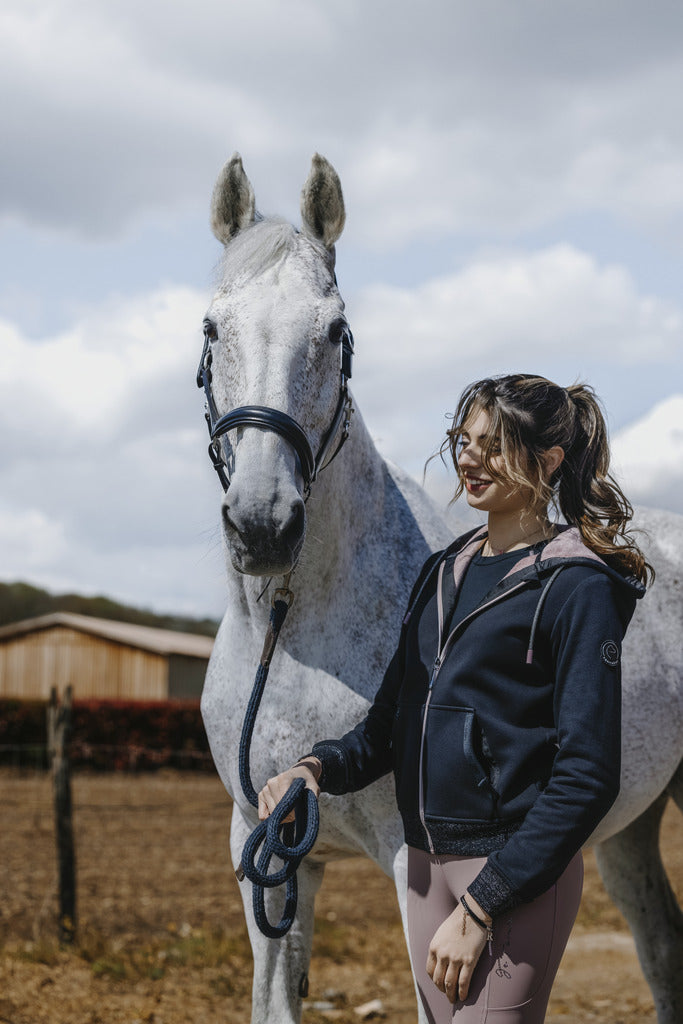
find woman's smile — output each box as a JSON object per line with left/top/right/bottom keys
{"left": 464, "top": 474, "right": 493, "bottom": 495}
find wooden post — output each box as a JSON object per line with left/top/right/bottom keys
{"left": 47, "top": 685, "right": 77, "bottom": 944}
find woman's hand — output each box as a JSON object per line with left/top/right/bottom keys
{"left": 426, "top": 896, "right": 490, "bottom": 1003}
{"left": 257, "top": 758, "right": 322, "bottom": 822}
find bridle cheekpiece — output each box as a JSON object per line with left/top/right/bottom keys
{"left": 196, "top": 318, "right": 354, "bottom": 497}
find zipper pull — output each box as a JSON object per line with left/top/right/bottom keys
{"left": 429, "top": 657, "right": 441, "bottom": 689}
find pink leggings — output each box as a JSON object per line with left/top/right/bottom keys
{"left": 407, "top": 848, "right": 583, "bottom": 1024}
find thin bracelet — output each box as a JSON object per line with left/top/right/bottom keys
{"left": 460, "top": 894, "right": 494, "bottom": 953}
{"left": 295, "top": 756, "right": 322, "bottom": 781}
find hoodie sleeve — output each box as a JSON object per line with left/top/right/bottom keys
{"left": 311, "top": 645, "right": 402, "bottom": 793}
{"left": 467, "top": 570, "right": 637, "bottom": 918}
{"left": 310, "top": 551, "right": 442, "bottom": 795}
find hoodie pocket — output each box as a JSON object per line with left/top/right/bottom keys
{"left": 423, "top": 704, "right": 496, "bottom": 822}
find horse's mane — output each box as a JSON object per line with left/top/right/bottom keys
{"left": 216, "top": 218, "right": 305, "bottom": 287}
{"left": 216, "top": 217, "right": 335, "bottom": 292}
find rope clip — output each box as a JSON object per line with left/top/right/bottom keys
{"left": 272, "top": 587, "right": 294, "bottom": 609}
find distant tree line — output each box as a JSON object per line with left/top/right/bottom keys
{"left": 0, "top": 581, "right": 219, "bottom": 638}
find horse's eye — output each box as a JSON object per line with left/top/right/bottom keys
{"left": 327, "top": 318, "right": 348, "bottom": 346}
{"left": 203, "top": 319, "right": 218, "bottom": 341}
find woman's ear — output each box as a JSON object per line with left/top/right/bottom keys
{"left": 542, "top": 446, "right": 565, "bottom": 479}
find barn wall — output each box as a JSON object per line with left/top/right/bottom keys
{"left": 0, "top": 627, "right": 168, "bottom": 701}
{"left": 167, "top": 655, "right": 207, "bottom": 700}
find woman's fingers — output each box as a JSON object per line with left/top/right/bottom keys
{"left": 257, "top": 766, "right": 320, "bottom": 821}
{"left": 457, "top": 960, "right": 474, "bottom": 1002}
{"left": 431, "top": 959, "right": 460, "bottom": 1001}
{"left": 258, "top": 776, "right": 288, "bottom": 820}
{"left": 257, "top": 788, "right": 269, "bottom": 820}
{"left": 430, "top": 959, "right": 446, "bottom": 993}
{"left": 444, "top": 965, "right": 461, "bottom": 1003}
{"left": 427, "top": 949, "right": 469, "bottom": 1004}
{"left": 426, "top": 948, "right": 449, "bottom": 993}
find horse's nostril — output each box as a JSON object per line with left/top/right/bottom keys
{"left": 222, "top": 498, "right": 304, "bottom": 552}
{"left": 222, "top": 505, "right": 242, "bottom": 538}
{"left": 282, "top": 500, "right": 305, "bottom": 545}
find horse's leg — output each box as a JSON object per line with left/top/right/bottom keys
{"left": 391, "top": 843, "right": 429, "bottom": 1024}
{"left": 230, "top": 805, "right": 324, "bottom": 1024}
{"left": 593, "top": 785, "right": 683, "bottom": 1024}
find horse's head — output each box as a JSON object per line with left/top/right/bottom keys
{"left": 200, "top": 153, "right": 352, "bottom": 577}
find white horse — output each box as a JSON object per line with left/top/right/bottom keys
{"left": 199, "top": 153, "right": 683, "bottom": 1024}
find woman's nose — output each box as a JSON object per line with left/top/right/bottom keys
{"left": 458, "top": 444, "right": 480, "bottom": 466}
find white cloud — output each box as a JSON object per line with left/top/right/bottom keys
{"left": 350, "top": 245, "right": 683, "bottom": 474}
{"left": 0, "top": 2, "right": 279, "bottom": 235}
{"left": 0, "top": 508, "right": 68, "bottom": 572}
{"left": 0, "top": 286, "right": 205, "bottom": 430}
{"left": 611, "top": 395, "right": 683, "bottom": 514}
{"left": 0, "top": 285, "right": 227, "bottom": 614}
{"left": 4, "top": 1, "right": 683, "bottom": 245}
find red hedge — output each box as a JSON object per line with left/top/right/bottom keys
{"left": 0, "top": 698, "right": 214, "bottom": 771}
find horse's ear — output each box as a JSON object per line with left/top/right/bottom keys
{"left": 300, "top": 154, "right": 345, "bottom": 249}
{"left": 210, "top": 153, "right": 256, "bottom": 244}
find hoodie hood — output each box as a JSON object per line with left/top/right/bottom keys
{"left": 500, "top": 524, "right": 646, "bottom": 600}
{"left": 428, "top": 524, "right": 645, "bottom": 669}
{"left": 441, "top": 523, "right": 645, "bottom": 598}
{"left": 404, "top": 523, "right": 645, "bottom": 641}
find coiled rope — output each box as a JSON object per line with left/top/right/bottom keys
{"left": 236, "top": 584, "right": 320, "bottom": 939}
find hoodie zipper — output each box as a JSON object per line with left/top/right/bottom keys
{"left": 417, "top": 566, "right": 529, "bottom": 852}
{"left": 418, "top": 657, "right": 441, "bottom": 853}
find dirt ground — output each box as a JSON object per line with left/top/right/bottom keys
{"left": 1, "top": 769, "right": 680, "bottom": 1024}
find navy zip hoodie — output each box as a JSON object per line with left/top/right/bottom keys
{"left": 311, "top": 525, "right": 644, "bottom": 918}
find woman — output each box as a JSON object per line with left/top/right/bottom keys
{"left": 258, "top": 374, "right": 650, "bottom": 1023}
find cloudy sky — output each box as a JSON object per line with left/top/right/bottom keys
{"left": 2, "top": 0, "right": 682, "bottom": 618}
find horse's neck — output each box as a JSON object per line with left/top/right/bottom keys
{"left": 231, "top": 406, "right": 390, "bottom": 623}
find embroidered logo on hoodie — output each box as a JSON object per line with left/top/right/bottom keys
{"left": 601, "top": 640, "right": 620, "bottom": 667}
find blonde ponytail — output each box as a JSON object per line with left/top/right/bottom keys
{"left": 560, "top": 384, "right": 652, "bottom": 584}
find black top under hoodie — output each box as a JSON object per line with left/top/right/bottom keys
{"left": 311, "top": 525, "right": 644, "bottom": 918}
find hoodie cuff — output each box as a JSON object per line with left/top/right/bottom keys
{"left": 310, "top": 741, "right": 349, "bottom": 795}
{"left": 467, "top": 860, "right": 522, "bottom": 919}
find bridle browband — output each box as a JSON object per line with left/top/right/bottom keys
{"left": 196, "top": 318, "right": 354, "bottom": 496}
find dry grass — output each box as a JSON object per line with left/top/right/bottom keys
{"left": 1, "top": 769, "right": 680, "bottom": 1024}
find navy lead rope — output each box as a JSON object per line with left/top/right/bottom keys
{"left": 236, "top": 587, "right": 320, "bottom": 939}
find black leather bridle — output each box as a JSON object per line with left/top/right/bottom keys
{"left": 196, "top": 318, "right": 354, "bottom": 495}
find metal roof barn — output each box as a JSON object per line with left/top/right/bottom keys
{"left": 0, "top": 613, "right": 215, "bottom": 701}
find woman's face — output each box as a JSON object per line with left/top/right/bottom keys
{"left": 456, "top": 407, "right": 531, "bottom": 515}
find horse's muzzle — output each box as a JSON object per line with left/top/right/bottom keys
{"left": 222, "top": 496, "right": 306, "bottom": 577}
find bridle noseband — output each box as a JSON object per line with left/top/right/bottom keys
{"left": 196, "top": 318, "right": 354, "bottom": 496}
